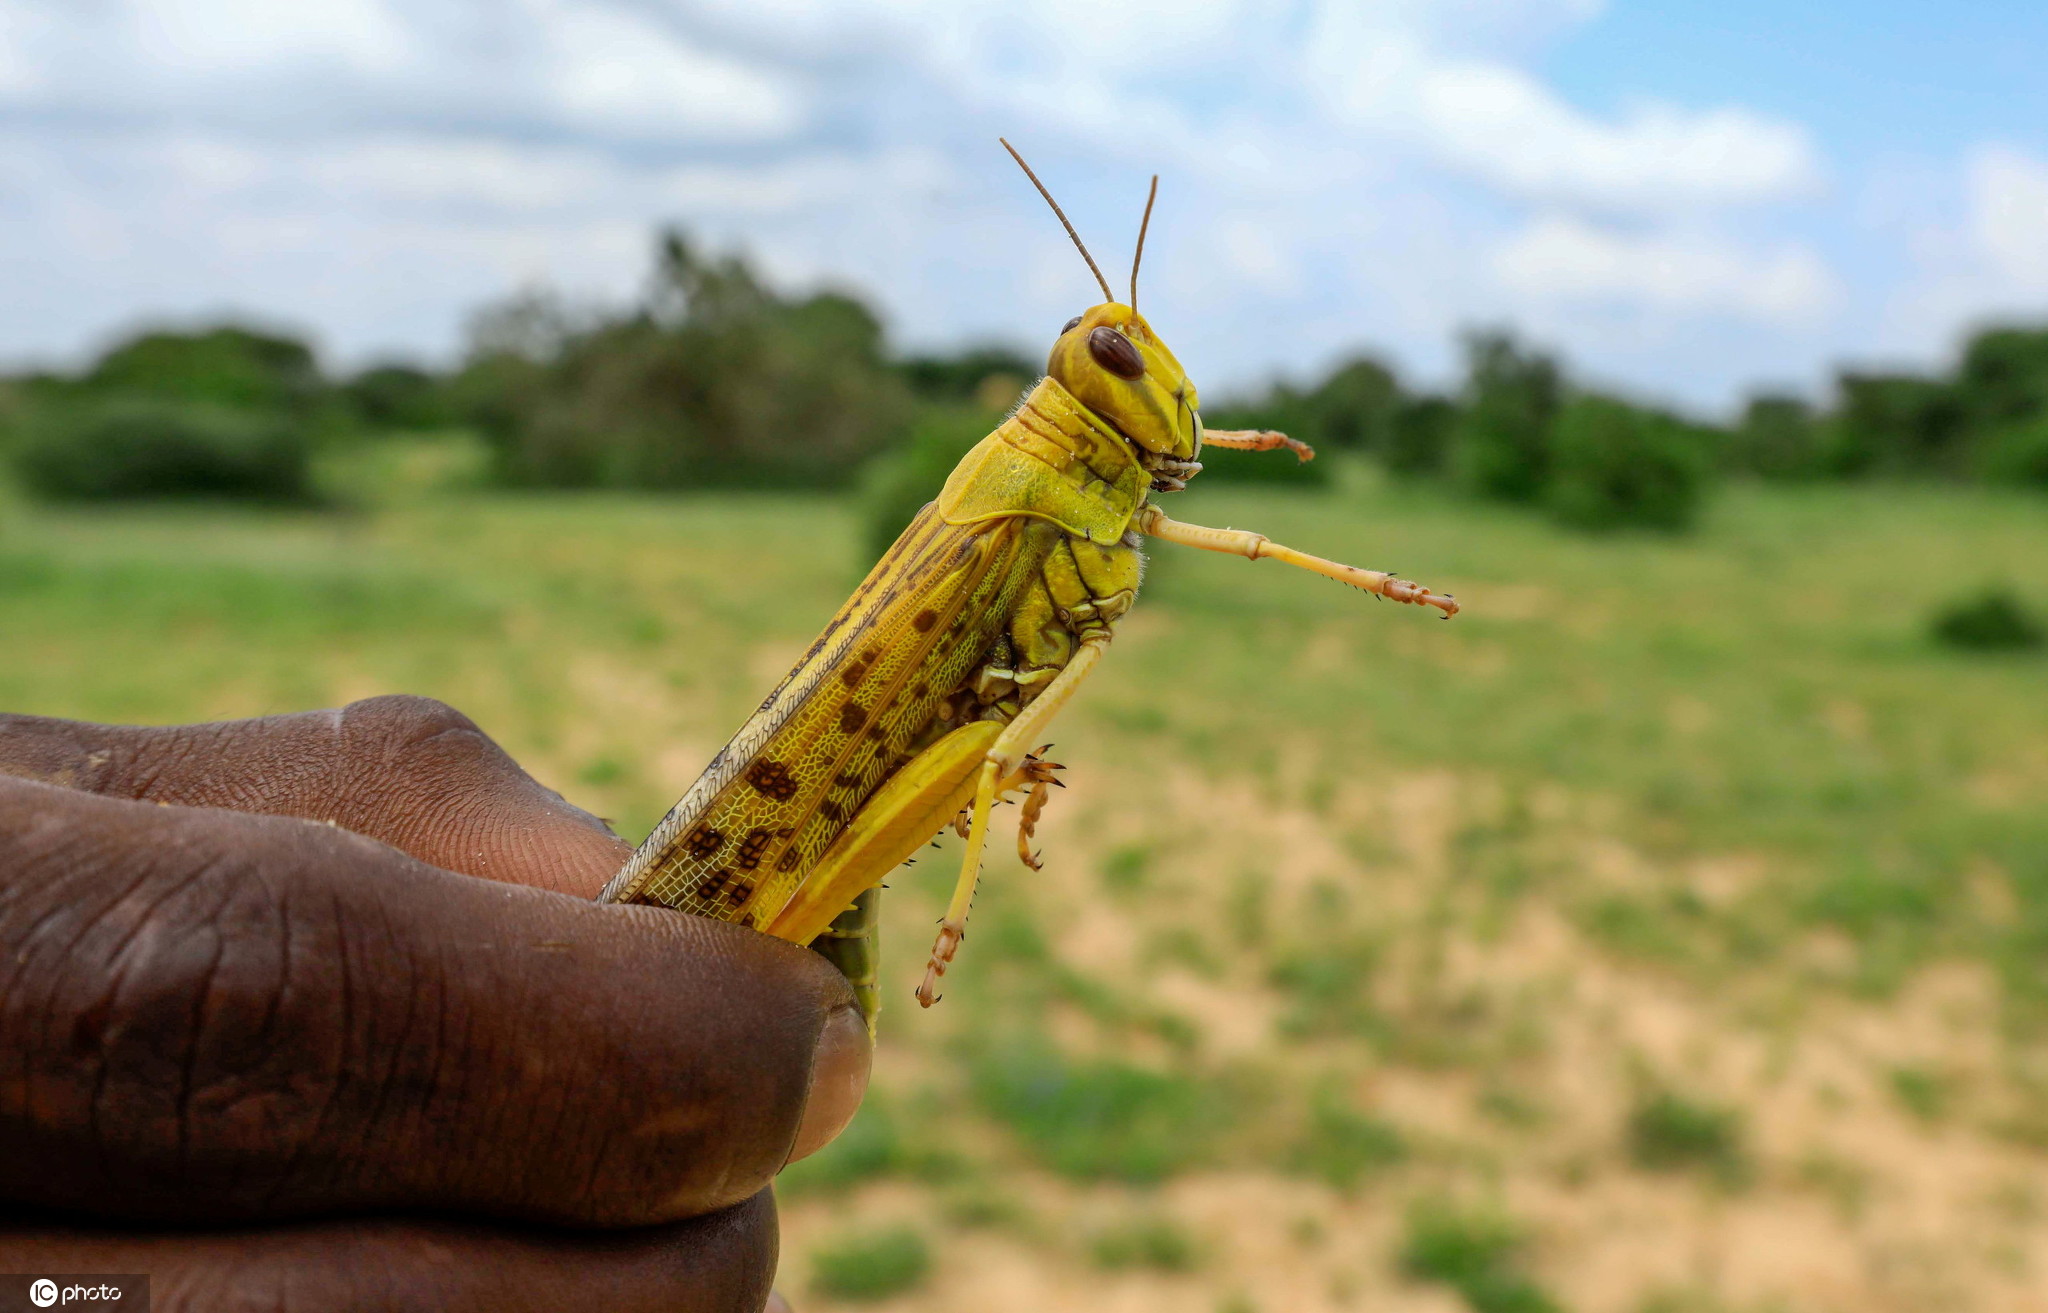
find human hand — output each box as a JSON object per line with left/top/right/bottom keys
{"left": 0, "top": 696, "right": 869, "bottom": 1312}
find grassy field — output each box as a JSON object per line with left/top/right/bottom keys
{"left": 3, "top": 464, "right": 2046, "bottom": 1311}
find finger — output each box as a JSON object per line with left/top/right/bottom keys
{"left": 0, "top": 777, "right": 869, "bottom": 1227}
{"left": 0, "top": 696, "right": 630, "bottom": 896}
{"left": 0, "top": 1189, "right": 777, "bottom": 1313}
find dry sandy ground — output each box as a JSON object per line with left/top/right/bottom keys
{"left": 779, "top": 750, "right": 2048, "bottom": 1313}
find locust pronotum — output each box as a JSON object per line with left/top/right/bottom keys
{"left": 599, "top": 141, "right": 1458, "bottom": 1025}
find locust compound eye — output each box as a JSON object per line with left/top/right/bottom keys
{"left": 1087, "top": 326, "right": 1145, "bottom": 380}
{"left": 1062, "top": 316, "right": 1083, "bottom": 334}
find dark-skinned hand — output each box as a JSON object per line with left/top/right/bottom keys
{"left": 0, "top": 696, "right": 868, "bottom": 1312}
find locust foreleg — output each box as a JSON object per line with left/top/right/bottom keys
{"left": 1134, "top": 504, "right": 1459, "bottom": 617}
{"left": 1013, "top": 747, "right": 1060, "bottom": 871}
{"left": 1201, "top": 428, "right": 1316, "bottom": 462}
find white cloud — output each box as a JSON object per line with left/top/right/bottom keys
{"left": 0, "top": 0, "right": 1854, "bottom": 406}
{"left": 0, "top": 0, "right": 804, "bottom": 143}
{"left": 133, "top": 0, "right": 415, "bottom": 76}
{"left": 1494, "top": 216, "right": 1839, "bottom": 322}
{"left": 1882, "top": 143, "right": 2048, "bottom": 360}
{"left": 1965, "top": 144, "right": 2048, "bottom": 292}
{"left": 1304, "top": 11, "right": 1817, "bottom": 211}
{"left": 537, "top": 2, "right": 802, "bottom": 139}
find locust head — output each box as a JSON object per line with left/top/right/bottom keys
{"left": 1046, "top": 303, "right": 1202, "bottom": 462}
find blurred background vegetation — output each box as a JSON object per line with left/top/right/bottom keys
{"left": 7, "top": 228, "right": 2048, "bottom": 531}
{"left": 3, "top": 230, "right": 2046, "bottom": 1312}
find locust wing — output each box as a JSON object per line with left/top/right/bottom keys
{"left": 600, "top": 505, "right": 1047, "bottom": 931}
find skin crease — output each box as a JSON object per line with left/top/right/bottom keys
{"left": 0, "top": 694, "right": 867, "bottom": 1313}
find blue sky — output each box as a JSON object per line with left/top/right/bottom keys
{"left": 3, "top": 0, "right": 2046, "bottom": 414}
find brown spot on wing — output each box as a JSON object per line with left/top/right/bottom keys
{"left": 745, "top": 760, "right": 798, "bottom": 801}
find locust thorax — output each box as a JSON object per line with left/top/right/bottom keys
{"left": 1046, "top": 305, "right": 1202, "bottom": 479}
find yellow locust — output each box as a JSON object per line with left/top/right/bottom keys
{"left": 598, "top": 142, "right": 1458, "bottom": 1023}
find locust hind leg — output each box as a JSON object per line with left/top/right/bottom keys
{"left": 811, "top": 887, "right": 882, "bottom": 1036}
{"left": 917, "top": 635, "right": 1109, "bottom": 1006}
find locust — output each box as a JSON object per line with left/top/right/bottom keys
{"left": 598, "top": 142, "right": 1458, "bottom": 1025}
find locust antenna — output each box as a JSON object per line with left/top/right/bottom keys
{"left": 1000, "top": 137, "right": 1115, "bottom": 304}
{"left": 1129, "top": 175, "right": 1158, "bottom": 313}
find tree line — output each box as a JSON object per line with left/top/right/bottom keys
{"left": 4, "top": 228, "right": 2046, "bottom": 532}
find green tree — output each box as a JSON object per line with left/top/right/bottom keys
{"left": 1956, "top": 325, "right": 2048, "bottom": 429}
{"left": 1385, "top": 395, "right": 1458, "bottom": 477}
{"left": 899, "top": 346, "right": 1038, "bottom": 405}
{"left": 1732, "top": 393, "right": 1821, "bottom": 478}
{"left": 463, "top": 233, "right": 911, "bottom": 489}
{"left": 1452, "top": 329, "right": 1560, "bottom": 502}
{"left": 1304, "top": 355, "right": 1399, "bottom": 453}
{"left": 345, "top": 363, "right": 450, "bottom": 431}
{"left": 1828, "top": 372, "right": 1967, "bottom": 476}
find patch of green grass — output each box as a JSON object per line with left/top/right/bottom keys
{"left": 968, "top": 1034, "right": 1229, "bottom": 1183}
{"left": 1399, "top": 1199, "right": 1561, "bottom": 1313}
{"left": 1888, "top": 1065, "right": 1953, "bottom": 1123}
{"left": 1268, "top": 939, "right": 1386, "bottom": 1040}
{"left": 809, "top": 1225, "right": 932, "bottom": 1303}
{"left": 1284, "top": 1087, "right": 1406, "bottom": 1190}
{"left": 1089, "top": 1213, "right": 1199, "bottom": 1272}
{"left": 1478, "top": 1085, "right": 1548, "bottom": 1129}
{"left": 1579, "top": 892, "right": 1706, "bottom": 967}
{"left": 1628, "top": 1090, "right": 1749, "bottom": 1186}
{"left": 1099, "top": 841, "right": 1154, "bottom": 894}
{"left": 777, "top": 1094, "right": 959, "bottom": 1199}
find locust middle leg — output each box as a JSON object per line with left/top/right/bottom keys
{"left": 917, "top": 529, "right": 1138, "bottom": 1005}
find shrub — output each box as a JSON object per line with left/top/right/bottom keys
{"left": 1399, "top": 1199, "right": 1560, "bottom": 1313}
{"left": 1545, "top": 393, "right": 1709, "bottom": 532}
{"left": 1929, "top": 586, "right": 2045, "bottom": 652}
{"left": 14, "top": 399, "right": 313, "bottom": 502}
{"left": 1627, "top": 1090, "right": 1748, "bottom": 1185}
{"left": 86, "top": 325, "right": 324, "bottom": 416}
{"left": 809, "top": 1225, "right": 931, "bottom": 1302}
